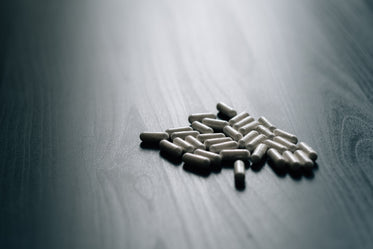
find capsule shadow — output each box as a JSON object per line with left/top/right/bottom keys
{"left": 211, "top": 164, "right": 222, "bottom": 173}
{"left": 267, "top": 159, "right": 287, "bottom": 177}
{"left": 140, "top": 142, "right": 160, "bottom": 150}
{"left": 288, "top": 168, "right": 303, "bottom": 181}
{"left": 235, "top": 179, "right": 246, "bottom": 191}
{"left": 183, "top": 163, "right": 210, "bottom": 177}
{"left": 302, "top": 167, "right": 315, "bottom": 179}
{"left": 217, "top": 112, "right": 230, "bottom": 121}
{"left": 250, "top": 158, "right": 266, "bottom": 172}
{"left": 159, "top": 151, "right": 182, "bottom": 166}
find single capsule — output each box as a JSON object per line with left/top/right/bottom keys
{"left": 173, "top": 137, "right": 195, "bottom": 153}
{"left": 210, "top": 141, "right": 239, "bottom": 153}
{"left": 273, "top": 136, "right": 298, "bottom": 152}
{"left": 202, "top": 118, "right": 229, "bottom": 131}
{"left": 298, "top": 142, "right": 318, "bottom": 161}
{"left": 165, "top": 126, "right": 193, "bottom": 135}
{"left": 251, "top": 143, "right": 268, "bottom": 164}
{"left": 191, "top": 121, "right": 214, "bottom": 134}
{"left": 234, "top": 160, "right": 245, "bottom": 183}
{"left": 258, "top": 116, "right": 276, "bottom": 131}
{"left": 263, "top": 139, "right": 287, "bottom": 153}
{"left": 171, "top": 131, "right": 199, "bottom": 140}
{"left": 204, "top": 137, "right": 232, "bottom": 149}
{"left": 194, "top": 149, "right": 222, "bottom": 166}
{"left": 185, "top": 135, "right": 206, "bottom": 150}
{"left": 273, "top": 129, "right": 298, "bottom": 144}
{"left": 267, "top": 148, "right": 286, "bottom": 168}
{"left": 220, "top": 149, "right": 251, "bottom": 161}
{"left": 223, "top": 125, "right": 243, "bottom": 141}
{"left": 159, "top": 140, "right": 183, "bottom": 157}
{"left": 182, "top": 153, "right": 210, "bottom": 170}
{"left": 256, "top": 125, "right": 275, "bottom": 138}
{"left": 197, "top": 133, "right": 226, "bottom": 142}
{"left": 233, "top": 116, "right": 255, "bottom": 130}
{"left": 140, "top": 132, "right": 169, "bottom": 143}
{"left": 246, "top": 134, "right": 266, "bottom": 151}
{"left": 294, "top": 150, "right": 314, "bottom": 168}
{"left": 238, "top": 130, "right": 259, "bottom": 148}
{"left": 217, "top": 102, "right": 237, "bottom": 118}
{"left": 229, "top": 112, "right": 249, "bottom": 126}
{"left": 188, "top": 113, "right": 216, "bottom": 123}
{"left": 239, "top": 120, "right": 260, "bottom": 135}
{"left": 282, "top": 151, "right": 301, "bottom": 170}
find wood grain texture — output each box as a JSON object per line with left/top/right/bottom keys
{"left": 1, "top": 0, "right": 373, "bottom": 248}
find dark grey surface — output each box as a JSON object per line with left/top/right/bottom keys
{"left": 1, "top": 0, "right": 373, "bottom": 248}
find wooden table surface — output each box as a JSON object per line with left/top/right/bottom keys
{"left": 1, "top": 0, "right": 373, "bottom": 248}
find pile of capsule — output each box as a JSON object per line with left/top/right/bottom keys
{"left": 140, "top": 102, "right": 318, "bottom": 187}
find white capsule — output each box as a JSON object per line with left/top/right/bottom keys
{"left": 256, "top": 125, "right": 275, "bottom": 138}
{"left": 223, "top": 125, "right": 243, "bottom": 141}
{"left": 173, "top": 137, "right": 195, "bottom": 153}
{"left": 234, "top": 160, "right": 245, "bottom": 183}
{"left": 182, "top": 153, "right": 210, "bottom": 170}
{"left": 263, "top": 139, "right": 287, "bottom": 153}
{"left": 282, "top": 151, "right": 301, "bottom": 170}
{"left": 294, "top": 150, "right": 314, "bottom": 168}
{"left": 171, "top": 131, "right": 199, "bottom": 140}
{"left": 216, "top": 101, "right": 237, "bottom": 118}
{"left": 188, "top": 113, "right": 216, "bottom": 123}
{"left": 140, "top": 132, "right": 169, "bottom": 143}
{"left": 298, "top": 142, "right": 318, "bottom": 161}
{"left": 251, "top": 143, "right": 268, "bottom": 164}
{"left": 229, "top": 112, "right": 249, "bottom": 126}
{"left": 165, "top": 126, "right": 193, "bottom": 135}
{"left": 273, "top": 129, "right": 298, "bottom": 144}
{"left": 258, "top": 116, "right": 276, "bottom": 131}
{"left": 191, "top": 121, "right": 214, "bottom": 134}
{"left": 273, "top": 136, "right": 298, "bottom": 152}
{"left": 246, "top": 134, "right": 266, "bottom": 151}
{"left": 238, "top": 130, "right": 259, "bottom": 148}
{"left": 210, "top": 141, "right": 239, "bottom": 153}
{"left": 185, "top": 135, "right": 206, "bottom": 150}
{"left": 194, "top": 149, "right": 222, "bottom": 166}
{"left": 197, "top": 133, "right": 226, "bottom": 142}
{"left": 267, "top": 148, "right": 286, "bottom": 168}
{"left": 220, "top": 149, "right": 250, "bottom": 161}
{"left": 239, "top": 120, "right": 260, "bottom": 135}
{"left": 159, "top": 139, "right": 183, "bottom": 157}
{"left": 202, "top": 118, "right": 229, "bottom": 131}
{"left": 204, "top": 137, "right": 233, "bottom": 149}
{"left": 233, "top": 116, "right": 255, "bottom": 130}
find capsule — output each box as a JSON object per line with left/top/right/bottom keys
{"left": 220, "top": 149, "right": 250, "bottom": 161}
{"left": 188, "top": 113, "right": 216, "bottom": 123}
{"left": 209, "top": 141, "right": 239, "bottom": 153}
{"left": 233, "top": 116, "right": 255, "bottom": 130}
{"left": 197, "top": 133, "right": 226, "bottom": 142}
{"left": 140, "top": 132, "right": 169, "bottom": 143}
{"left": 173, "top": 137, "right": 195, "bottom": 153}
{"left": 256, "top": 125, "right": 275, "bottom": 138}
{"left": 171, "top": 131, "right": 199, "bottom": 140}
{"left": 294, "top": 150, "right": 314, "bottom": 168}
{"left": 239, "top": 120, "right": 260, "bottom": 135}
{"left": 229, "top": 112, "right": 249, "bottom": 126}
{"left": 202, "top": 118, "right": 229, "bottom": 131}
{"left": 182, "top": 153, "right": 210, "bottom": 170}
{"left": 216, "top": 102, "right": 237, "bottom": 118}
{"left": 185, "top": 135, "right": 206, "bottom": 150}
{"left": 204, "top": 137, "right": 232, "bottom": 149}
{"left": 263, "top": 139, "right": 287, "bottom": 153}
{"left": 267, "top": 148, "right": 285, "bottom": 168}
{"left": 273, "top": 136, "right": 298, "bottom": 152}
{"left": 234, "top": 160, "right": 245, "bottom": 183}
{"left": 282, "top": 151, "right": 301, "bottom": 170}
{"left": 165, "top": 126, "right": 193, "bottom": 135}
{"left": 298, "top": 142, "right": 318, "bottom": 161}
{"left": 223, "top": 125, "right": 243, "bottom": 141}
{"left": 258, "top": 117, "right": 276, "bottom": 131}
{"left": 238, "top": 130, "right": 259, "bottom": 148}
{"left": 191, "top": 121, "right": 214, "bottom": 134}
{"left": 159, "top": 139, "right": 183, "bottom": 157}
{"left": 246, "top": 134, "right": 266, "bottom": 151}
{"left": 194, "top": 149, "right": 222, "bottom": 166}
{"left": 251, "top": 143, "right": 268, "bottom": 164}
{"left": 273, "top": 129, "right": 298, "bottom": 144}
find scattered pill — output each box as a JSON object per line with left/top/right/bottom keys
{"left": 173, "top": 137, "right": 195, "bottom": 153}
{"left": 251, "top": 143, "right": 268, "bottom": 164}
{"left": 273, "top": 129, "right": 298, "bottom": 144}
{"left": 220, "top": 149, "right": 251, "bottom": 160}
{"left": 282, "top": 151, "right": 301, "bottom": 170}
{"left": 298, "top": 142, "right": 318, "bottom": 161}
{"left": 246, "top": 134, "right": 266, "bottom": 151}
{"left": 273, "top": 136, "right": 298, "bottom": 152}
{"left": 263, "top": 139, "right": 287, "bottom": 153}
{"left": 159, "top": 139, "right": 183, "bottom": 157}
{"left": 191, "top": 121, "right": 214, "bottom": 134}
{"left": 256, "top": 125, "right": 275, "bottom": 138}
{"left": 194, "top": 149, "right": 222, "bottom": 166}
{"left": 165, "top": 126, "right": 193, "bottom": 135}
{"left": 171, "top": 131, "right": 199, "bottom": 140}
{"left": 239, "top": 120, "right": 260, "bottom": 135}
{"left": 140, "top": 132, "right": 169, "bottom": 143}
{"left": 210, "top": 141, "right": 239, "bottom": 153}
{"left": 197, "top": 133, "right": 226, "bottom": 142}
{"left": 238, "top": 130, "right": 259, "bottom": 148}
{"left": 223, "top": 125, "right": 243, "bottom": 141}
{"left": 258, "top": 117, "right": 276, "bottom": 131}
{"left": 202, "top": 118, "right": 229, "bottom": 131}
{"left": 234, "top": 160, "right": 245, "bottom": 183}
{"left": 233, "top": 116, "right": 255, "bottom": 130}
{"left": 182, "top": 153, "right": 210, "bottom": 170}
{"left": 204, "top": 137, "right": 233, "bottom": 149}
{"left": 188, "top": 113, "right": 216, "bottom": 123}
{"left": 229, "top": 112, "right": 249, "bottom": 126}
{"left": 217, "top": 102, "right": 237, "bottom": 118}
{"left": 185, "top": 135, "right": 206, "bottom": 150}
{"left": 294, "top": 150, "right": 314, "bottom": 168}
{"left": 267, "top": 148, "right": 286, "bottom": 168}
